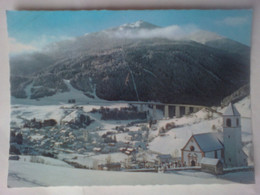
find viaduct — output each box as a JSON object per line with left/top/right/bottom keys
{"left": 129, "top": 102, "right": 214, "bottom": 119}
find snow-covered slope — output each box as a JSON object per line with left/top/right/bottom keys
{"left": 15, "top": 155, "right": 72, "bottom": 168}
{"left": 11, "top": 80, "right": 104, "bottom": 105}
{"left": 8, "top": 160, "right": 245, "bottom": 187}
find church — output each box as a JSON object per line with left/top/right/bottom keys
{"left": 181, "top": 103, "right": 248, "bottom": 168}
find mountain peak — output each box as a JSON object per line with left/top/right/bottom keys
{"left": 118, "top": 20, "right": 159, "bottom": 30}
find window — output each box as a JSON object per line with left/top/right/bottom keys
{"left": 236, "top": 118, "right": 239, "bottom": 126}
{"left": 190, "top": 146, "right": 195, "bottom": 151}
{"left": 226, "top": 118, "right": 231, "bottom": 127}
{"left": 214, "top": 150, "right": 217, "bottom": 158}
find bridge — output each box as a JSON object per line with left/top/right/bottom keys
{"left": 129, "top": 102, "right": 210, "bottom": 119}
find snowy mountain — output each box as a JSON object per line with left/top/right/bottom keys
{"left": 9, "top": 21, "right": 250, "bottom": 106}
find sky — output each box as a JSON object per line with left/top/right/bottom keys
{"left": 6, "top": 9, "right": 252, "bottom": 55}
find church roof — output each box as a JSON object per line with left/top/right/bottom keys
{"left": 223, "top": 103, "right": 240, "bottom": 116}
{"left": 193, "top": 133, "right": 223, "bottom": 152}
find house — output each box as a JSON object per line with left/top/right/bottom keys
{"left": 181, "top": 132, "right": 224, "bottom": 166}
{"left": 200, "top": 157, "right": 223, "bottom": 175}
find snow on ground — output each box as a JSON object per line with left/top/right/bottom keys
{"left": 11, "top": 105, "right": 65, "bottom": 123}
{"left": 57, "top": 152, "right": 129, "bottom": 168}
{"left": 234, "top": 96, "right": 251, "bottom": 118}
{"left": 115, "top": 132, "right": 130, "bottom": 142}
{"left": 8, "top": 160, "right": 246, "bottom": 187}
{"left": 15, "top": 155, "right": 72, "bottom": 168}
{"left": 149, "top": 118, "right": 219, "bottom": 155}
{"left": 91, "top": 152, "right": 129, "bottom": 163}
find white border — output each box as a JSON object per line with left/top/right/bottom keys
{"left": 0, "top": 0, "right": 259, "bottom": 194}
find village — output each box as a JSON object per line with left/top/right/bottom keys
{"left": 9, "top": 97, "right": 253, "bottom": 176}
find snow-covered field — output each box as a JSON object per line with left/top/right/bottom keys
{"left": 8, "top": 160, "right": 254, "bottom": 187}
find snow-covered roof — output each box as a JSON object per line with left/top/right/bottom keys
{"left": 200, "top": 157, "right": 221, "bottom": 166}
{"left": 193, "top": 133, "right": 223, "bottom": 152}
{"left": 223, "top": 103, "right": 240, "bottom": 116}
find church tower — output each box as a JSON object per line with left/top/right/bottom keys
{"left": 223, "top": 103, "right": 247, "bottom": 167}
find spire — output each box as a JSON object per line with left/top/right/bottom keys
{"left": 223, "top": 103, "right": 240, "bottom": 116}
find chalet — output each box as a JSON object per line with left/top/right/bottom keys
{"left": 181, "top": 132, "right": 224, "bottom": 166}
{"left": 200, "top": 157, "right": 223, "bottom": 175}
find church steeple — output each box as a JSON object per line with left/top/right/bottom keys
{"left": 223, "top": 103, "right": 240, "bottom": 128}
{"left": 223, "top": 103, "right": 247, "bottom": 167}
